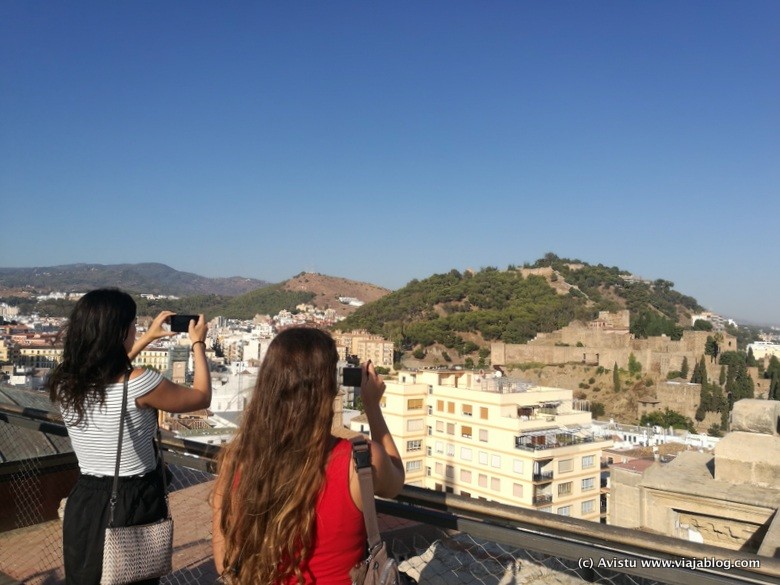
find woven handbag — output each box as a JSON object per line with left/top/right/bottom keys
{"left": 349, "top": 437, "right": 401, "bottom": 585}
{"left": 101, "top": 371, "right": 173, "bottom": 585}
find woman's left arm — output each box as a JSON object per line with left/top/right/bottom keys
{"left": 128, "top": 311, "right": 175, "bottom": 361}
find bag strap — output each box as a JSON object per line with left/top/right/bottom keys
{"left": 351, "top": 436, "right": 382, "bottom": 550}
{"left": 107, "top": 369, "right": 169, "bottom": 527}
{"left": 108, "top": 370, "right": 131, "bottom": 527}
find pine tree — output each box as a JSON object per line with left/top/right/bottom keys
{"left": 680, "top": 356, "right": 689, "bottom": 379}
{"left": 613, "top": 363, "right": 621, "bottom": 392}
{"left": 690, "top": 356, "right": 707, "bottom": 385}
{"left": 719, "top": 365, "right": 726, "bottom": 386}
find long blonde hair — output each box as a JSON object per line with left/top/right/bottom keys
{"left": 216, "top": 327, "right": 340, "bottom": 584}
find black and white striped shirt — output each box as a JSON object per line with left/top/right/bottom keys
{"left": 62, "top": 369, "right": 164, "bottom": 477}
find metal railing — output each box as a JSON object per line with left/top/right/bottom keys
{"left": 2, "top": 402, "right": 779, "bottom": 585}
{"left": 532, "top": 471, "right": 554, "bottom": 482}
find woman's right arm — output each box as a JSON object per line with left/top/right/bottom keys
{"left": 136, "top": 315, "right": 212, "bottom": 413}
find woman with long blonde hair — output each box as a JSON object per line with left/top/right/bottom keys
{"left": 211, "top": 327, "right": 404, "bottom": 584}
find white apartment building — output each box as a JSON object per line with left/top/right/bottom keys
{"left": 747, "top": 341, "right": 780, "bottom": 361}
{"left": 379, "top": 369, "right": 612, "bottom": 521}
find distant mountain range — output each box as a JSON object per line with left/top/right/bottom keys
{"left": 0, "top": 263, "right": 268, "bottom": 297}
{"left": 0, "top": 258, "right": 758, "bottom": 352}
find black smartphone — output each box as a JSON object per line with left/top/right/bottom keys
{"left": 169, "top": 314, "right": 198, "bottom": 333}
{"left": 342, "top": 366, "right": 363, "bottom": 387}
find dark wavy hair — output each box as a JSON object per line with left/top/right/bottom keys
{"left": 215, "top": 327, "right": 340, "bottom": 585}
{"left": 47, "top": 288, "right": 136, "bottom": 425}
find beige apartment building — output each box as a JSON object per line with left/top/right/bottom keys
{"left": 332, "top": 330, "right": 394, "bottom": 369}
{"left": 380, "top": 369, "right": 611, "bottom": 521}
{"left": 133, "top": 347, "right": 170, "bottom": 371}
{"left": 18, "top": 345, "right": 63, "bottom": 369}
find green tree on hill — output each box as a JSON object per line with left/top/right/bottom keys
{"left": 613, "top": 363, "right": 621, "bottom": 392}
{"left": 640, "top": 409, "right": 695, "bottom": 433}
{"left": 680, "top": 356, "right": 689, "bottom": 379}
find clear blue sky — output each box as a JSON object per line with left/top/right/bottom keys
{"left": 1, "top": 2, "right": 778, "bottom": 325}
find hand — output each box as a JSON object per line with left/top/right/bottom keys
{"left": 360, "top": 360, "right": 386, "bottom": 408}
{"left": 188, "top": 314, "right": 208, "bottom": 344}
{"left": 147, "top": 311, "right": 177, "bottom": 340}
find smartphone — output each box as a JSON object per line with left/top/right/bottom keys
{"left": 342, "top": 366, "right": 363, "bottom": 387}
{"left": 169, "top": 314, "right": 198, "bottom": 333}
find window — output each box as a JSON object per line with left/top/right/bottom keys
{"left": 558, "top": 459, "right": 573, "bottom": 473}
{"left": 446, "top": 423, "right": 455, "bottom": 435}
{"left": 427, "top": 426, "right": 432, "bottom": 436}
{"left": 446, "top": 443, "right": 455, "bottom": 457}
{"left": 513, "top": 483, "right": 523, "bottom": 498}
{"left": 480, "top": 407, "right": 488, "bottom": 420}
{"left": 426, "top": 447, "right": 432, "bottom": 456}
{"left": 426, "top": 466, "right": 431, "bottom": 477}
{"left": 558, "top": 482, "right": 572, "bottom": 496}
{"left": 478, "top": 451, "right": 488, "bottom": 465}
{"left": 380, "top": 398, "right": 387, "bottom": 408}
{"left": 478, "top": 474, "right": 488, "bottom": 488}
{"left": 406, "top": 460, "right": 422, "bottom": 472}
{"left": 460, "top": 447, "right": 473, "bottom": 461}
{"left": 460, "top": 469, "right": 472, "bottom": 483}
{"left": 436, "top": 420, "right": 444, "bottom": 432}
{"left": 461, "top": 425, "right": 472, "bottom": 439}
{"left": 436, "top": 400, "right": 444, "bottom": 412}
{"left": 435, "top": 441, "right": 444, "bottom": 454}
{"left": 407, "top": 419, "right": 423, "bottom": 432}
{"left": 435, "top": 462, "right": 443, "bottom": 475}
{"left": 538, "top": 506, "right": 552, "bottom": 513}
{"left": 490, "top": 477, "right": 500, "bottom": 491}
{"left": 407, "top": 398, "right": 423, "bottom": 410}
{"left": 557, "top": 506, "right": 571, "bottom": 516}
{"left": 462, "top": 404, "right": 473, "bottom": 417}
{"left": 445, "top": 464, "right": 454, "bottom": 478}
{"left": 582, "top": 455, "right": 595, "bottom": 468}
{"left": 427, "top": 405, "right": 433, "bottom": 415}
{"left": 581, "top": 499, "right": 595, "bottom": 514}
{"left": 479, "top": 429, "right": 488, "bottom": 442}
{"left": 513, "top": 459, "right": 524, "bottom": 474}
{"left": 406, "top": 440, "right": 422, "bottom": 452}
{"left": 581, "top": 477, "right": 595, "bottom": 491}
{"left": 447, "top": 401, "right": 455, "bottom": 414}
{"left": 490, "top": 455, "right": 502, "bottom": 469}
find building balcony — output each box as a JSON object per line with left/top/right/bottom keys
{"left": 515, "top": 429, "right": 596, "bottom": 451}
{"left": 532, "top": 494, "right": 553, "bottom": 506}
{"left": 1, "top": 401, "right": 778, "bottom": 585}
{"left": 532, "top": 471, "right": 554, "bottom": 483}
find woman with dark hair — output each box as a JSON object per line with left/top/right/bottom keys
{"left": 48, "top": 288, "right": 212, "bottom": 585}
{"left": 211, "top": 327, "right": 404, "bottom": 585}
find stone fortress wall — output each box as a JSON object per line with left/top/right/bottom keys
{"left": 491, "top": 310, "right": 738, "bottom": 380}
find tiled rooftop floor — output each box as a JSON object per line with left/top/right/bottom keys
{"left": 0, "top": 480, "right": 422, "bottom": 585}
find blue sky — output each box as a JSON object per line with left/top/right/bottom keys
{"left": 1, "top": 2, "right": 778, "bottom": 325}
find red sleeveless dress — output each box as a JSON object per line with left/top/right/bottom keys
{"left": 284, "top": 438, "right": 367, "bottom": 584}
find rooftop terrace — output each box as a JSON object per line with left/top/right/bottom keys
{"left": 1, "top": 398, "right": 778, "bottom": 585}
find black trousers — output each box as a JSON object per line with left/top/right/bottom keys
{"left": 63, "top": 466, "right": 168, "bottom": 585}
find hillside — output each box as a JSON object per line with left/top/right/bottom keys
{"left": 0, "top": 265, "right": 389, "bottom": 321}
{"left": 336, "top": 254, "right": 706, "bottom": 360}
{"left": 282, "top": 272, "right": 391, "bottom": 317}
{"left": 0, "top": 263, "right": 268, "bottom": 296}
